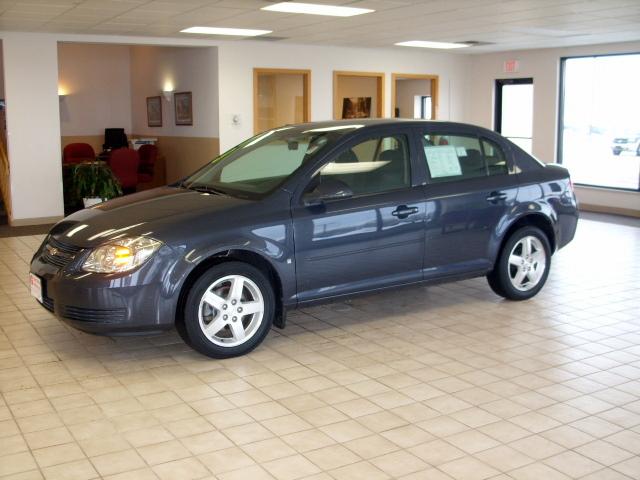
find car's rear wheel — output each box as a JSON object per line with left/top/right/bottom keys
{"left": 180, "top": 262, "right": 274, "bottom": 358}
{"left": 487, "top": 226, "right": 551, "bottom": 300}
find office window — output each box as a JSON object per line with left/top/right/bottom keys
{"left": 559, "top": 53, "right": 640, "bottom": 190}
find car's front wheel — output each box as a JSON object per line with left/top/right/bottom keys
{"left": 487, "top": 226, "right": 551, "bottom": 300}
{"left": 180, "top": 262, "right": 275, "bottom": 358}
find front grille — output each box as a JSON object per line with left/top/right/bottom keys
{"left": 62, "top": 305, "right": 126, "bottom": 323}
{"left": 41, "top": 236, "right": 83, "bottom": 269}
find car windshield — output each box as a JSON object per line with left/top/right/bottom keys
{"left": 181, "top": 125, "right": 363, "bottom": 198}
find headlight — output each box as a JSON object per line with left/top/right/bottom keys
{"left": 83, "top": 236, "right": 163, "bottom": 273}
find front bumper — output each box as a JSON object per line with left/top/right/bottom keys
{"left": 30, "top": 237, "right": 176, "bottom": 335}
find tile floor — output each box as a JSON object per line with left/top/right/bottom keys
{"left": 0, "top": 217, "right": 639, "bottom": 480}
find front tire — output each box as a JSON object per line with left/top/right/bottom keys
{"left": 487, "top": 226, "right": 551, "bottom": 300}
{"left": 180, "top": 262, "right": 275, "bottom": 358}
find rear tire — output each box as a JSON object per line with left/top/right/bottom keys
{"left": 179, "top": 262, "right": 275, "bottom": 358}
{"left": 487, "top": 226, "right": 551, "bottom": 301}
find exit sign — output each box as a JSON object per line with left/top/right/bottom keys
{"left": 504, "top": 60, "right": 519, "bottom": 73}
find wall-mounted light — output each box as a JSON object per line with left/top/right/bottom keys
{"left": 58, "top": 85, "right": 68, "bottom": 98}
{"left": 162, "top": 80, "right": 175, "bottom": 101}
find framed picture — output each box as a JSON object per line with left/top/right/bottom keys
{"left": 146, "top": 96, "right": 162, "bottom": 127}
{"left": 342, "top": 97, "right": 372, "bottom": 119}
{"left": 174, "top": 91, "right": 193, "bottom": 126}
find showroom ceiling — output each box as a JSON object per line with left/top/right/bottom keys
{"left": 0, "top": 0, "right": 639, "bottom": 53}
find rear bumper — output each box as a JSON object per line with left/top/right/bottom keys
{"left": 30, "top": 245, "right": 177, "bottom": 335}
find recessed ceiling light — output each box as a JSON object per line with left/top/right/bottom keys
{"left": 180, "top": 26, "right": 272, "bottom": 36}
{"left": 395, "top": 40, "right": 470, "bottom": 49}
{"left": 261, "top": 2, "right": 374, "bottom": 17}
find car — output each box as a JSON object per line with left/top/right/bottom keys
{"left": 611, "top": 137, "right": 640, "bottom": 156}
{"left": 30, "top": 120, "right": 578, "bottom": 358}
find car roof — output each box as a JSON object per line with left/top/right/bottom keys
{"left": 286, "top": 118, "right": 498, "bottom": 136}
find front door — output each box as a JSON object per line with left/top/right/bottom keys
{"left": 292, "top": 131, "right": 425, "bottom": 303}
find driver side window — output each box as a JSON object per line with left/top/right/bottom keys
{"left": 312, "top": 135, "right": 411, "bottom": 197}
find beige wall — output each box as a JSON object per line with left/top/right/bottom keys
{"left": 466, "top": 41, "right": 640, "bottom": 214}
{"left": 58, "top": 43, "right": 132, "bottom": 136}
{"left": 334, "top": 75, "right": 379, "bottom": 119}
{"left": 396, "top": 79, "right": 431, "bottom": 119}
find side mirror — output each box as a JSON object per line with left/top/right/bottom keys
{"left": 303, "top": 178, "right": 353, "bottom": 206}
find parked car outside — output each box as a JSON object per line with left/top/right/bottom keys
{"left": 611, "top": 137, "right": 640, "bottom": 155}
{"left": 30, "top": 120, "right": 578, "bottom": 358}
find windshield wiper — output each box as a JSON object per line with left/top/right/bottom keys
{"left": 184, "top": 183, "right": 229, "bottom": 196}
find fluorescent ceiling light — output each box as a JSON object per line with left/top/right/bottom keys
{"left": 181, "top": 26, "right": 272, "bottom": 36}
{"left": 262, "top": 2, "right": 374, "bottom": 17}
{"left": 395, "top": 40, "right": 469, "bottom": 49}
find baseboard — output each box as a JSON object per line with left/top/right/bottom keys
{"left": 580, "top": 203, "right": 640, "bottom": 218}
{"left": 10, "top": 215, "right": 63, "bottom": 227}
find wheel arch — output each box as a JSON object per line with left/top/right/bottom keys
{"left": 494, "top": 213, "right": 556, "bottom": 268}
{"left": 175, "top": 248, "right": 285, "bottom": 329}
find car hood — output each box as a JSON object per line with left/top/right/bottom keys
{"left": 49, "top": 186, "right": 254, "bottom": 247}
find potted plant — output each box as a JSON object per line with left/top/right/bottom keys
{"left": 73, "top": 162, "right": 123, "bottom": 208}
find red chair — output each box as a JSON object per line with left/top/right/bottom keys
{"left": 63, "top": 143, "right": 95, "bottom": 164}
{"left": 109, "top": 148, "right": 139, "bottom": 192}
{"left": 137, "top": 144, "right": 158, "bottom": 183}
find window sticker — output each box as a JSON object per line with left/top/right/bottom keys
{"left": 424, "top": 146, "right": 462, "bottom": 178}
{"left": 456, "top": 147, "right": 468, "bottom": 157}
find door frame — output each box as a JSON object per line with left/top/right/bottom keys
{"left": 333, "top": 70, "right": 385, "bottom": 120}
{"left": 391, "top": 73, "right": 439, "bottom": 120}
{"left": 253, "top": 68, "right": 311, "bottom": 134}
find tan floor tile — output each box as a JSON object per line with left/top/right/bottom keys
{"left": 152, "top": 457, "right": 210, "bottom": 480}
{"left": 544, "top": 450, "right": 605, "bottom": 478}
{"left": 509, "top": 463, "right": 571, "bottom": 480}
{"left": 445, "top": 429, "right": 500, "bottom": 454}
{"left": 33, "top": 442, "right": 85, "bottom": 468}
{"left": 369, "top": 450, "right": 428, "bottom": 477}
{"left": 575, "top": 440, "right": 635, "bottom": 466}
{"left": 438, "top": 456, "right": 500, "bottom": 480}
{"left": 198, "top": 446, "right": 256, "bottom": 475}
{"left": 474, "top": 444, "right": 534, "bottom": 471}
{"left": 263, "top": 454, "right": 321, "bottom": 480}
{"left": 379, "top": 424, "right": 433, "bottom": 448}
{"left": 137, "top": 439, "right": 191, "bottom": 465}
{"left": 262, "top": 414, "right": 313, "bottom": 436}
{"left": 409, "top": 439, "right": 466, "bottom": 465}
{"left": 123, "top": 426, "right": 174, "bottom": 448}
{"left": 103, "top": 467, "right": 159, "bottom": 480}
{"left": 344, "top": 434, "right": 399, "bottom": 459}
{"left": 91, "top": 449, "right": 146, "bottom": 477}
{"left": 242, "top": 437, "right": 297, "bottom": 462}
{"left": 510, "top": 434, "right": 566, "bottom": 460}
{"left": 0, "top": 434, "right": 29, "bottom": 455}
{"left": 217, "top": 465, "right": 275, "bottom": 480}
{"left": 282, "top": 429, "right": 336, "bottom": 453}
{"left": 41, "top": 459, "right": 99, "bottom": 480}
{"left": 320, "top": 419, "right": 372, "bottom": 443}
{"left": 180, "top": 430, "right": 233, "bottom": 455}
{"left": 540, "top": 425, "right": 596, "bottom": 449}
{"left": 0, "top": 451, "right": 38, "bottom": 476}
{"left": 329, "top": 461, "right": 390, "bottom": 480}
{"left": 223, "top": 421, "right": 274, "bottom": 445}
{"left": 79, "top": 434, "right": 129, "bottom": 457}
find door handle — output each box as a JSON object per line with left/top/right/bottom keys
{"left": 392, "top": 205, "right": 419, "bottom": 219}
{"left": 486, "top": 191, "right": 508, "bottom": 203}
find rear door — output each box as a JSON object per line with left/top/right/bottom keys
{"left": 416, "top": 127, "right": 520, "bottom": 278}
{"left": 292, "top": 127, "right": 426, "bottom": 303}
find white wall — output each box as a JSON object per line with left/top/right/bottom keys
{"left": 466, "top": 41, "right": 640, "bottom": 213}
{"left": 58, "top": 43, "right": 132, "bottom": 136}
{"left": 130, "top": 46, "right": 218, "bottom": 138}
{"left": 3, "top": 33, "right": 63, "bottom": 223}
{"left": 217, "top": 41, "right": 470, "bottom": 151}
